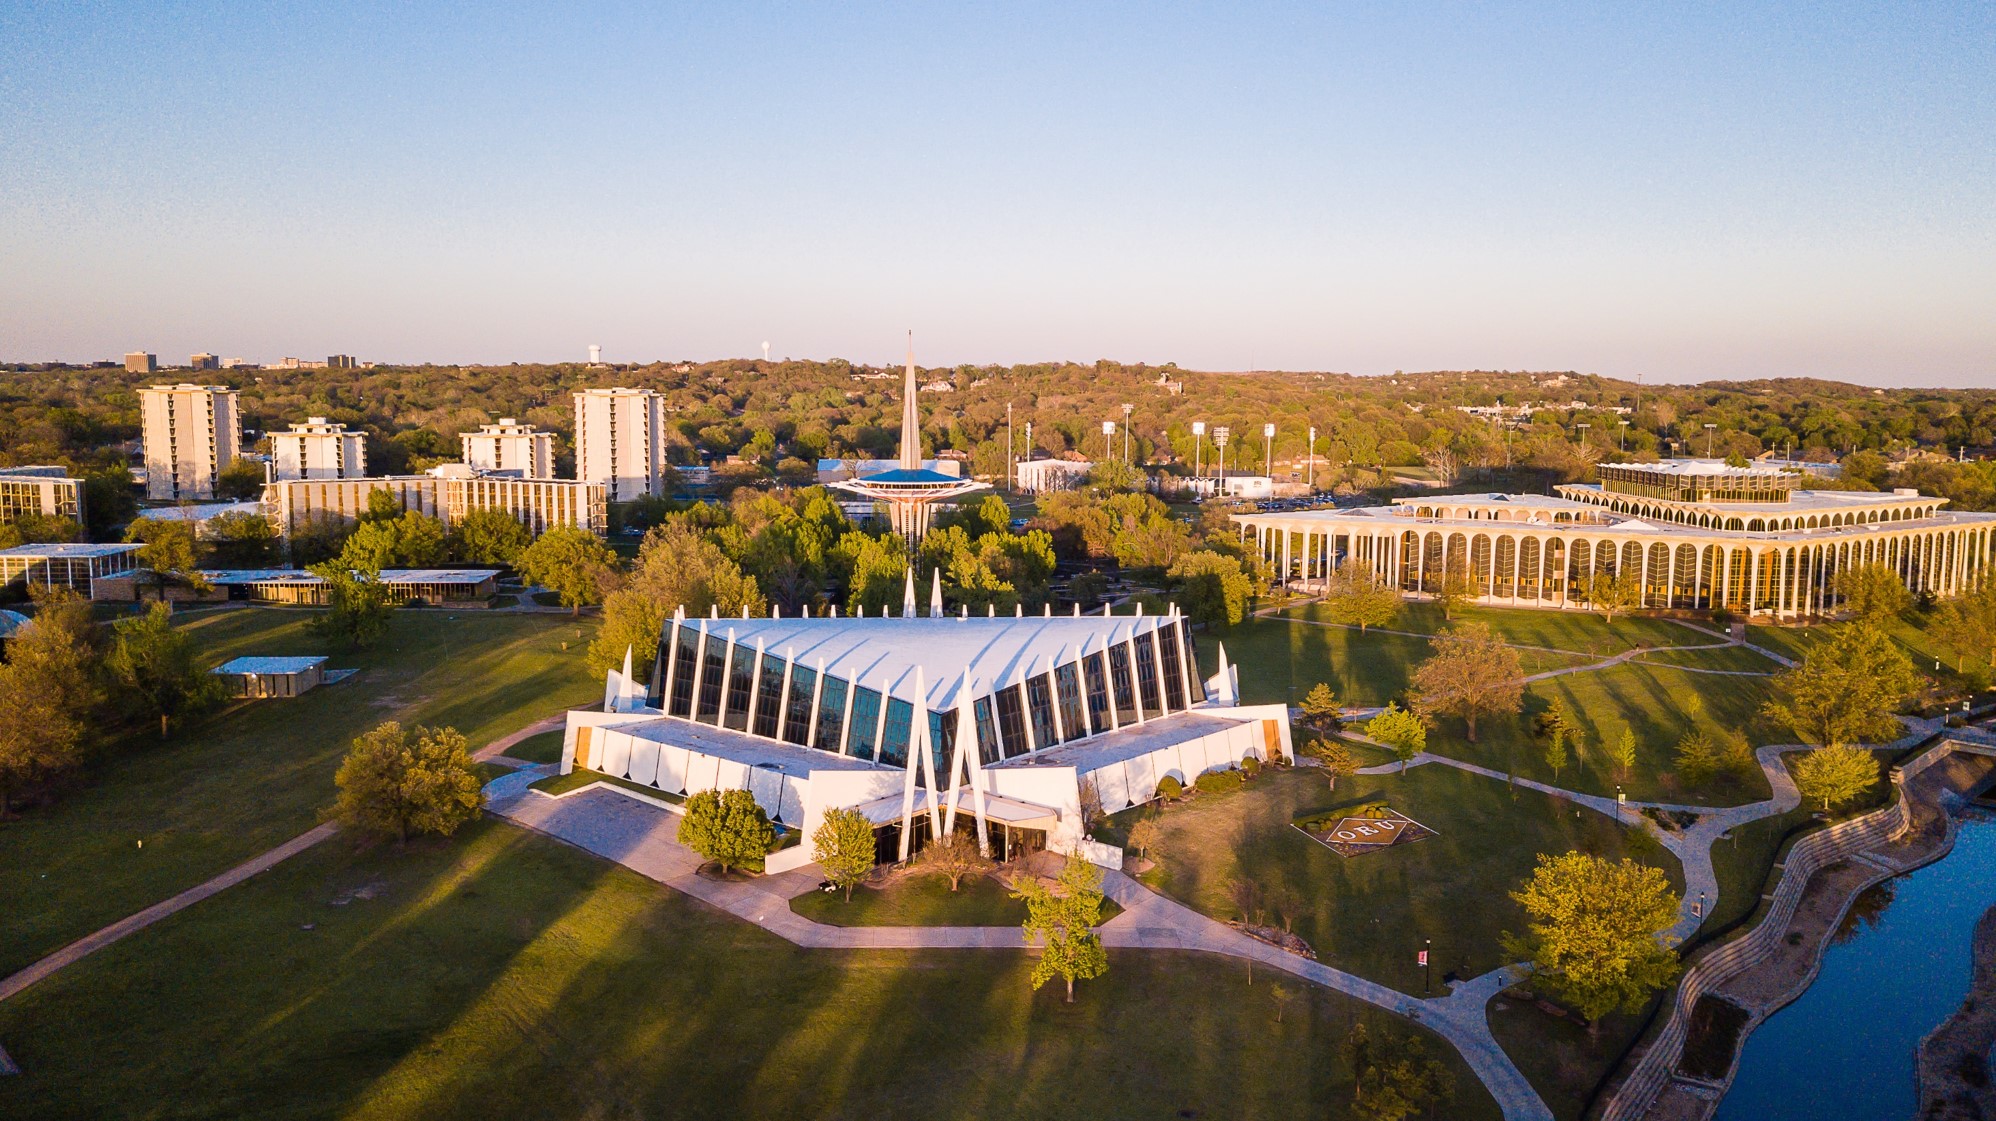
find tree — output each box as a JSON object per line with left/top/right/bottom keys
{"left": 1127, "top": 817, "right": 1164, "bottom": 862}
{"left": 917, "top": 830, "right": 994, "bottom": 889}
{"left": 309, "top": 561, "right": 395, "bottom": 648}
{"left": 1674, "top": 729, "right": 1722, "bottom": 783}
{"left": 1366, "top": 703, "right": 1427, "bottom": 771}
{"left": 340, "top": 509, "right": 447, "bottom": 570}
{"left": 106, "top": 602, "right": 224, "bottom": 737}
{"left": 1323, "top": 560, "right": 1400, "bottom": 633}
{"left": 289, "top": 511, "right": 353, "bottom": 566}
{"left": 1791, "top": 743, "right": 1880, "bottom": 812}
{"left": 677, "top": 788, "right": 777, "bottom": 874}
{"left": 1581, "top": 569, "right": 1644, "bottom": 622}
{"left": 1409, "top": 621, "right": 1524, "bottom": 743}
{"left": 517, "top": 525, "right": 618, "bottom": 615}
{"left": 1298, "top": 682, "right": 1343, "bottom": 733}
{"left": 589, "top": 523, "right": 763, "bottom": 679}
{"left": 215, "top": 456, "right": 267, "bottom": 500}
{"left": 204, "top": 510, "right": 279, "bottom": 567}
{"left": 0, "top": 606, "right": 98, "bottom": 815}
{"left": 811, "top": 806, "right": 876, "bottom": 901}
{"left": 124, "top": 516, "right": 205, "bottom": 596}
{"left": 1763, "top": 623, "right": 1920, "bottom": 746}
{"left": 1165, "top": 549, "right": 1254, "bottom": 627}
{"left": 1504, "top": 852, "right": 1682, "bottom": 1031}
{"left": 1607, "top": 727, "right": 1638, "bottom": 782}
{"left": 1834, "top": 562, "right": 1912, "bottom": 624}
{"left": 332, "top": 721, "right": 484, "bottom": 844}
{"left": 1304, "top": 737, "right": 1360, "bottom": 790}
{"left": 1542, "top": 727, "right": 1569, "bottom": 782}
{"left": 1014, "top": 853, "right": 1110, "bottom": 1002}
{"left": 1431, "top": 568, "right": 1474, "bottom": 620}
{"left": 1929, "top": 585, "right": 1996, "bottom": 671}
{"left": 447, "top": 508, "right": 534, "bottom": 565}
{"left": 1344, "top": 1024, "right": 1458, "bottom": 1121}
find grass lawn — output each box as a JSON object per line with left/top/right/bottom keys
{"left": 1488, "top": 993, "right": 1663, "bottom": 1121}
{"left": 1200, "top": 616, "right": 1597, "bottom": 708}
{"left": 0, "top": 608, "right": 602, "bottom": 979}
{"left": 1276, "top": 601, "right": 1705, "bottom": 656}
{"left": 1099, "top": 767, "right": 1682, "bottom": 997}
{"left": 1631, "top": 645, "right": 1784, "bottom": 673}
{"left": 0, "top": 817, "right": 1498, "bottom": 1121}
{"left": 1422, "top": 663, "right": 1780, "bottom": 806}
{"left": 500, "top": 729, "right": 566, "bottom": 764}
{"left": 793, "top": 871, "right": 1029, "bottom": 926}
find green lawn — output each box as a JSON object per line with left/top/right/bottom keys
{"left": 1276, "top": 601, "right": 1706, "bottom": 656}
{"left": 1631, "top": 645, "right": 1784, "bottom": 673}
{"left": 500, "top": 729, "right": 566, "bottom": 764}
{"left": 1422, "top": 663, "right": 1780, "bottom": 806}
{"left": 0, "top": 817, "right": 1498, "bottom": 1121}
{"left": 1489, "top": 992, "right": 1661, "bottom": 1121}
{"left": 1099, "top": 767, "right": 1681, "bottom": 997}
{"left": 0, "top": 609, "right": 602, "bottom": 978}
{"left": 793, "top": 871, "right": 1030, "bottom": 926}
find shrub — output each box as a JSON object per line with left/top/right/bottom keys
{"left": 1195, "top": 769, "right": 1244, "bottom": 795}
{"left": 1154, "top": 775, "right": 1183, "bottom": 801}
{"left": 1241, "top": 756, "right": 1262, "bottom": 780}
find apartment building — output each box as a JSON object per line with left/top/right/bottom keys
{"left": 139, "top": 384, "right": 241, "bottom": 501}
{"left": 270, "top": 417, "right": 367, "bottom": 481}
{"left": 460, "top": 418, "right": 555, "bottom": 478}
{"left": 573, "top": 388, "right": 667, "bottom": 502}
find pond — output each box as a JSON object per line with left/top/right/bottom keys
{"left": 1718, "top": 812, "right": 1996, "bottom": 1120}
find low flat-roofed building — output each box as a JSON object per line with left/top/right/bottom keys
{"left": 0, "top": 468, "right": 84, "bottom": 526}
{"left": 1183, "top": 474, "right": 1274, "bottom": 500}
{"left": 1014, "top": 457, "right": 1092, "bottom": 494}
{"left": 261, "top": 470, "right": 605, "bottom": 538}
{"left": 0, "top": 543, "right": 141, "bottom": 596}
{"left": 212, "top": 655, "right": 328, "bottom": 698}
{"left": 1232, "top": 459, "right": 1996, "bottom": 620}
{"left": 561, "top": 595, "right": 1289, "bottom": 873}
{"left": 137, "top": 500, "right": 264, "bottom": 537}
{"left": 199, "top": 567, "right": 501, "bottom": 606}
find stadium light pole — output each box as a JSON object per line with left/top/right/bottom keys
{"left": 1213, "top": 426, "right": 1230, "bottom": 494}
{"left": 1705, "top": 423, "right": 1718, "bottom": 457}
{"left": 1619, "top": 419, "right": 1629, "bottom": 452}
{"left": 1263, "top": 422, "right": 1275, "bottom": 478}
{"left": 1121, "top": 403, "right": 1134, "bottom": 464}
{"left": 1192, "top": 421, "right": 1206, "bottom": 481}
{"left": 1307, "top": 426, "right": 1317, "bottom": 491}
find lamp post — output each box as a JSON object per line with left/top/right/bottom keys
{"left": 1213, "top": 426, "right": 1231, "bottom": 494}
{"left": 1307, "top": 426, "right": 1317, "bottom": 491}
{"left": 1422, "top": 938, "right": 1432, "bottom": 994}
{"left": 1006, "top": 402, "right": 1014, "bottom": 493}
{"left": 1576, "top": 423, "right": 1590, "bottom": 448}
{"left": 1619, "top": 419, "right": 1629, "bottom": 452}
{"left": 1705, "top": 423, "right": 1718, "bottom": 458}
{"left": 1023, "top": 421, "right": 1033, "bottom": 489}
{"left": 1121, "top": 403, "right": 1134, "bottom": 464}
{"left": 1616, "top": 784, "right": 1625, "bottom": 823}
{"left": 1192, "top": 421, "right": 1206, "bottom": 481}
{"left": 1263, "top": 422, "right": 1276, "bottom": 479}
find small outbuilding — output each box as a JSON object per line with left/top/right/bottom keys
{"left": 212, "top": 655, "right": 328, "bottom": 699}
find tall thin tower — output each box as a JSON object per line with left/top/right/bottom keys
{"left": 899, "top": 330, "right": 921, "bottom": 470}
{"left": 831, "top": 332, "right": 987, "bottom": 546}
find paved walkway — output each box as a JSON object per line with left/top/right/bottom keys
{"left": 489, "top": 772, "right": 1555, "bottom": 1120}
{"left": 0, "top": 821, "right": 341, "bottom": 1004}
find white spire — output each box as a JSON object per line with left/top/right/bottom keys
{"left": 903, "top": 567, "right": 917, "bottom": 618}
{"left": 1042, "top": 602, "right": 1051, "bottom": 617}
{"left": 773, "top": 603, "right": 782, "bottom": 618}
{"left": 1212, "top": 642, "right": 1238, "bottom": 705}
{"left": 1014, "top": 602, "right": 1023, "bottom": 617}
{"left": 1072, "top": 602, "right": 1081, "bottom": 617}
{"left": 621, "top": 644, "right": 633, "bottom": 682}
{"left": 899, "top": 329, "right": 921, "bottom": 471}
{"left": 929, "top": 568, "right": 944, "bottom": 618}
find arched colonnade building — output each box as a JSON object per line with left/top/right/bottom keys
{"left": 1232, "top": 460, "right": 1996, "bottom": 620}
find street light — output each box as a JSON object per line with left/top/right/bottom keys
{"left": 1263, "top": 422, "right": 1276, "bottom": 478}
{"left": 1121, "top": 403, "right": 1134, "bottom": 464}
{"left": 1192, "top": 421, "right": 1206, "bottom": 481}
{"left": 1704, "top": 423, "right": 1718, "bottom": 457}
{"left": 1575, "top": 422, "right": 1591, "bottom": 447}
{"left": 1619, "top": 419, "right": 1629, "bottom": 452}
{"left": 1307, "top": 426, "right": 1317, "bottom": 492}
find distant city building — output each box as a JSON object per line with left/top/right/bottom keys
{"left": 261, "top": 468, "right": 606, "bottom": 539}
{"left": 188, "top": 353, "right": 219, "bottom": 371}
{"left": 461, "top": 418, "right": 554, "bottom": 478}
{"left": 326, "top": 354, "right": 357, "bottom": 369}
{"left": 139, "top": 384, "right": 241, "bottom": 501}
{"left": 221, "top": 357, "right": 258, "bottom": 369}
{"left": 574, "top": 387, "right": 668, "bottom": 503}
{"left": 124, "top": 351, "right": 157, "bottom": 374}
{"left": 1014, "top": 457, "right": 1092, "bottom": 495}
{"left": 0, "top": 468, "right": 84, "bottom": 526}
{"left": 1233, "top": 459, "right": 1996, "bottom": 619}
{"left": 270, "top": 416, "right": 367, "bottom": 481}
{"left": 273, "top": 357, "right": 328, "bottom": 370}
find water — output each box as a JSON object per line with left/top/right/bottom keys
{"left": 1717, "top": 813, "right": 1996, "bottom": 1120}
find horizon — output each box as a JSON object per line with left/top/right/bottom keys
{"left": 3, "top": 4, "right": 1992, "bottom": 387}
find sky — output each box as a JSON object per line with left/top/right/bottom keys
{"left": 2, "top": 2, "right": 1992, "bottom": 386}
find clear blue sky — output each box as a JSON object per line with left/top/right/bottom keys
{"left": 3, "top": 2, "right": 1991, "bottom": 385}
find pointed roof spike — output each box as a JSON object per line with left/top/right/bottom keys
{"left": 673, "top": 604, "right": 685, "bottom": 621}
{"left": 709, "top": 604, "right": 719, "bottom": 618}
{"left": 899, "top": 330, "right": 921, "bottom": 471}
{"left": 987, "top": 603, "right": 995, "bottom": 617}
{"left": 1042, "top": 603, "right": 1051, "bottom": 617}
{"left": 902, "top": 567, "right": 917, "bottom": 618}
{"left": 740, "top": 604, "right": 749, "bottom": 619}
{"left": 1072, "top": 602, "right": 1080, "bottom": 617}
{"left": 929, "top": 568, "right": 943, "bottom": 618}
{"left": 1213, "top": 642, "right": 1238, "bottom": 705}
{"left": 1013, "top": 602, "right": 1023, "bottom": 617}
{"left": 773, "top": 603, "right": 782, "bottom": 618}
{"left": 1102, "top": 601, "right": 1112, "bottom": 616}
{"left": 831, "top": 603, "right": 840, "bottom": 618}
{"left": 959, "top": 603, "right": 967, "bottom": 619}
{"left": 621, "top": 644, "right": 634, "bottom": 682}
{"left": 1135, "top": 601, "right": 1144, "bottom": 616}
